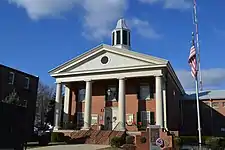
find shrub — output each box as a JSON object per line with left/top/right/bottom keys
{"left": 140, "top": 136, "right": 147, "bottom": 144}
{"left": 111, "top": 137, "right": 122, "bottom": 148}
{"left": 51, "top": 132, "right": 65, "bottom": 142}
{"left": 126, "top": 136, "right": 135, "bottom": 144}
{"left": 205, "top": 137, "right": 225, "bottom": 149}
{"left": 122, "top": 144, "right": 136, "bottom": 150}
{"left": 173, "top": 136, "right": 182, "bottom": 146}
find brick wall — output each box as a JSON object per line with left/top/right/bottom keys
{"left": 69, "top": 75, "right": 181, "bottom": 132}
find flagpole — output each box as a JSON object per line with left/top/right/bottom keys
{"left": 195, "top": 73, "right": 202, "bottom": 148}
{"left": 193, "top": 0, "right": 203, "bottom": 91}
{"left": 191, "top": 31, "right": 202, "bottom": 148}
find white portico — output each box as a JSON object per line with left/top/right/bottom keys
{"left": 49, "top": 19, "right": 184, "bottom": 131}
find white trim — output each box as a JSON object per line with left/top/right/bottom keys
{"left": 8, "top": 72, "right": 15, "bottom": 85}
{"left": 51, "top": 64, "right": 166, "bottom": 77}
{"left": 50, "top": 44, "right": 168, "bottom": 74}
{"left": 56, "top": 69, "right": 162, "bottom": 83}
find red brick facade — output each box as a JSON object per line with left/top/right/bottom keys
{"left": 67, "top": 75, "right": 182, "bottom": 132}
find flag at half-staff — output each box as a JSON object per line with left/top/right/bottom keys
{"left": 188, "top": 32, "right": 197, "bottom": 78}
{"left": 188, "top": 32, "right": 202, "bottom": 147}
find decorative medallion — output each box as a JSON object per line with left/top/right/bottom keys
{"left": 101, "top": 56, "right": 109, "bottom": 64}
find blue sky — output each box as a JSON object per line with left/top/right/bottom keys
{"left": 0, "top": 0, "right": 225, "bottom": 91}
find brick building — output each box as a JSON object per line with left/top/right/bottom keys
{"left": 182, "top": 90, "right": 225, "bottom": 136}
{"left": 0, "top": 64, "right": 39, "bottom": 126}
{"left": 49, "top": 19, "right": 225, "bottom": 137}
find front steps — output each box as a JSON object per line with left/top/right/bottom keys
{"left": 67, "top": 129, "right": 126, "bottom": 145}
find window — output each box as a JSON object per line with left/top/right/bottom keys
{"left": 223, "top": 102, "right": 225, "bottom": 107}
{"left": 139, "top": 84, "right": 151, "bottom": 100}
{"left": 106, "top": 86, "right": 117, "bottom": 101}
{"left": 91, "top": 114, "right": 98, "bottom": 125}
{"left": 112, "top": 32, "right": 115, "bottom": 45}
{"left": 8, "top": 72, "right": 15, "bottom": 84}
{"left": 128, "top": 32, "right": 131, "bottom": 46}
{"left": 116, "top": 31, "right": 121, "bottom": 44}
{"left": 78, "top": 88, "right": 85, "bottom": 102}
{"left": 212, "top": 102, "right": 219, "bottom": 109}
{"left": 126, "top": 114, "right": 134, "bottom": 124}
{"left": 77, "top": 112, "right": 84, "bottom": 126}
{"left": 23, "top": 100, "right": 28, "bottom": 108}
{"left": 141, "top": 111, "right": 151, "bottom": 126}
{"left": 123, "top": 30, "right": 128, "bottom": 45}
{"left": 24, "top": 77, "right": 30, "bottom": 89}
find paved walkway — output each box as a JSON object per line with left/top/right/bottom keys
{"left": 29, "top": 144, "right": 110, "bottom": 150}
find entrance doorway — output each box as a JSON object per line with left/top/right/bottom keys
{"left": 104, "top": 107, "right": 118, "bottom": 130}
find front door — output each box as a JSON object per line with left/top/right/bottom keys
{"left": 104, "top": 107, "right": 118, "bottom": 130}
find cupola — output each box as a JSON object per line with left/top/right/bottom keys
{"left": 112, "top": 18, "right": 131, "bottom": 50}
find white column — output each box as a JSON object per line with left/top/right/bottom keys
{"left": 118, "top": 78, "right": 126, "bottom": 131}
{"left": 54, "top": 83, "right": 62, "bottom": 130}
{"left": 162, "top": 79, "right": 168, "bottom": 130}
{"left": 155, "top": 76, "right": 163, "bottom": 128}
{"left": 83, "top": 80, "right": 92, "bottom": 130}
{"left": 63, "top": 84, "right": 71, "bottom": 126}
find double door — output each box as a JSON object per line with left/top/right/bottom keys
{"left": 104, "top": 107, "right": 118, "bottom": 130}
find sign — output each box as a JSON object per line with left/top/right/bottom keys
{"left": 156, "top": 138, "right": 164, "bottom": 147}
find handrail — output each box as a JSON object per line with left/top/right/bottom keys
{"left": 108, "top": 121, "right": 121, "bottom": 138}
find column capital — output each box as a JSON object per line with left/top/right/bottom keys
{"left": 84, "top": 79, "right": 93, "bottom": 82}
{"left": 117, "top": 77, "right": 126, "bottom": 80}
{"left": 155, "top": 74, "right": 163, "bottom": 78}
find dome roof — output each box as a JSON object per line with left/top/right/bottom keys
{"left": 115, "top": 18, "right": 129, "bottom": 30}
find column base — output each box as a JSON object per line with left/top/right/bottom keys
{"left": 81, "top": 127, "right": 90, "bottom": 130}
{"left": 53, "top": 126, "right": 61, "bottom": 130}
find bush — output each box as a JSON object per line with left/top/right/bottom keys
{"left": 173, "top": 136, "right": 182, "bottom": 146}
{"left": 122, "top": 144, "right": 136, "bottom": 150}
{"left": 126, "top": 136, "right": 135, "bottom": 144}
{"left": 140, "top": 136, "right": 147, "bottom": 144}
{"left": 205, "top": 137, "right": 225, "bottom": 149}
{"left": 111, "top": 137, "right": 122, "bottom": 148}
{"left": 51, "top": 132, "right": 65, "bottom": 142}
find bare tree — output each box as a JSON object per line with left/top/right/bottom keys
{"left": 35, "top": 81, "right": 55, "bottom": 126}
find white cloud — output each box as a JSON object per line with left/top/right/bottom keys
{"left": 139, "top": 0, "right": 191, "bottom": 9}
{"left": 128, "top": 18, "right": 161, "bottom": 39}
{"left": 8, "top": 0, "right": 80, "bottom": 20}
{"left": 8, "top": 0, "right": 127, "bottom": 40}
{"left": 176, "top": 68, "right": 225, "bottom": 90}
{"left": 82, "top": 0, "right": 128, "bottom": 40}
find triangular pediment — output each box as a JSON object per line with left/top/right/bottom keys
{"left": 49, "top": 44, "right": 168, "bottom": 75}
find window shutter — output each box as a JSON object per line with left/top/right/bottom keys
{"left": 150, "top": 85, "right": 154, "bottom": 98}
{"left": 105, "top": 87, "right": 108, "bottom": 101}
{"left": 116, "top": 84, "right": 119, "bottom": 101}
{"left": 137, "top": 85, "right": 140, "bottom": 100}
{"left": 150, "top": 112, "right": 155, "bottom": 125}
{"left": 136, "top": 111, "right": 140, "bottom": 123}
{"left": 75, "top": 88, "right": 78, "bottom": 102}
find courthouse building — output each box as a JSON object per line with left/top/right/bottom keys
{"left": 49, "top": 19, "right": 225, "bottom": 136}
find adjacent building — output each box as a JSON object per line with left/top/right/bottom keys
{"left": 49, "top": 19, "right": 225, "bottom": 137}
{"left": 0, "top": 64, "right": 39, "bottom": 136}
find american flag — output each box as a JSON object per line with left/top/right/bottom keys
{"left": 188, "top": 33, "right": 197, "bottom": 78}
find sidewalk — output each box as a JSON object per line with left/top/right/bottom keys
{"left": 28, "top": 144, "right": 110, "bottom": 150}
